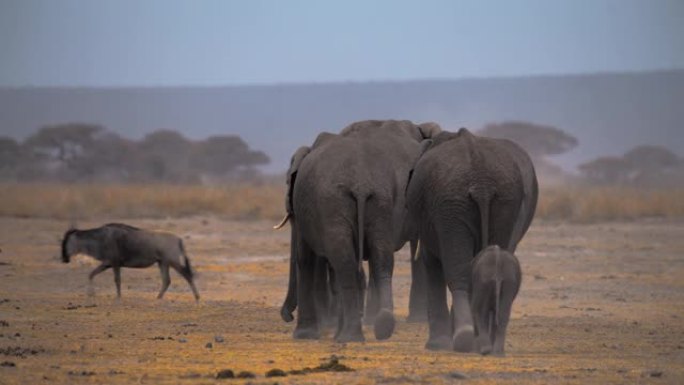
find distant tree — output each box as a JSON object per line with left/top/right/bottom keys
{"left": 479, "top": 121, "right": 578, "bottom": 184}
{"left": 0, "top": 136, "right": 21, "bottom": 179}
{"left": 138, "top": 130, "right": 194, "bottom": 182}
{"left": 579, "top": 145, "right": 682, "bottom": 186}
{"left": 479, "top": 121, "right": 578, "bottom": 158}
{"left": 22, "top": 123, "right": 105, "bottom": 180}
{"left": 190, "top": 135, "right": 270, "bottom": 178}
{"left": 85, "top": 132, "right": 142, "bottom": 182}
{"left": 578, "top": 156, "right": 630, "bottom": 184}
{"left": 9, "top": 125, "right": 272, "bottom": 183}
{"left": 623, "top": 145, "right": 680, "bottom": 172}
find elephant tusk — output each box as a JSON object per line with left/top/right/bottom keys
{"left": 273, "top": 213, "right": 291, "bottom": 230}
{"left": 412, "top": 240, "right": 421, "bottom": 261}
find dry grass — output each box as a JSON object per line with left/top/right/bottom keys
{"left": 0, "top": 183, "right": 682, "bottom": 222}
{"left": 0, "top": 183, "right": 285, "bottom": 220}
{"left": 538, "top": 186, "right": 684, "bottom": 222}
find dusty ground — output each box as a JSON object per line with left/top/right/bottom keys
{"left": 0, "top": 216, "right": 682, "bottom": 384}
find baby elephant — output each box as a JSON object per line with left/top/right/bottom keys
{"left": 470, "top": 245, "right": 521, "bottom": 356}
{"left": 61, "top": 223, "right": 200, "bottom": 300}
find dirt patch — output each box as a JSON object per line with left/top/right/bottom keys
{"left": 0, "top": 217, "right": 682, "bottom": 384}
{"left": 0, "top": 346, "right": 45, "bottom": 358}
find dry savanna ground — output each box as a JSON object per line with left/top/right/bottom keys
{"left": 0, "top": 185, "right": 683, "bottom": 384}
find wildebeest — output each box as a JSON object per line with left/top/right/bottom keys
{"left": 470, "top": 245, "right": 521, "bottom": 356}
{"left": 61, "top": 223, "right": 200, "bottom": 300}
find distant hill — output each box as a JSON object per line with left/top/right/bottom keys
{"left": 1, "top": 70, "right": 682, "bottom": 173}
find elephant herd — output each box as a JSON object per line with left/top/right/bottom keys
{"left": 275, "top": 119, "right": 538, "bottom": 355}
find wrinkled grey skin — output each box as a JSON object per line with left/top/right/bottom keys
{"left": 61, "top": 223, "right": 200, "bottom": 300}
{"left": 280, "top": 120, "right": 440, "bottom": 342}
{"left": 280, "top": 121, "right": 440, "bottom": 326}
{"left": 406, "top": 128, "right": 537, "bottom": 352}
{"left": 470, "top": 245, "right": 521, "bottom": 356}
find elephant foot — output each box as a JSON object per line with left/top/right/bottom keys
{"left": 293, "top": 325, "right": 320, "bottom": 340}
{"left": 374, "top": 309, "right": 395, "bottom": 340}
{"left": 425, "top": 335, "right": 452, "bottom": 351}
{"left": 319, "top": 315, "right": 338, "bottom": 329}
{"left": 335, "top": 329, "right": 365, "bottom": 343}
{"left": 280, "top": 306, "right": 294, "bottom": 322}
{"left": 476, "top": 335, "right": 492, "bottom": 355}
{"left": 405, "top": 312, "right": 428, "bottom": 323}
{"left": 452, "top": 326, "right": 475, "bottom": 353}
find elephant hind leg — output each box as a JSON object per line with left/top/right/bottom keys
{"left": 368, "top": 246, "right": 395, "bottom": 341}
{"left": 293, "top": 242, "right": 320, "bottom": 340}
{"left": 492, "top": 283, "right": 515, "bottom": 356}
{"left": 327, "top": 243, "right": 365, "bottom": 343}
{"left": 364, "top": 267, "right": 379, "bottom": 326}
{"left": 313, "top": 257, "right": 336, "bottom": 328}
{"left": 471, "top": 282, "right": 494, "bottom": 355}
{"left": 407, "top": 252, "right": 428, "bottom": 323}
{"left": 422, "top": 247, "right": 451, "bottom": 351}
{"left": 438, "top": 229, "right": 476, "bottom": 353}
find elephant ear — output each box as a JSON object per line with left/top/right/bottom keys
{"left": 417, "top": 122, "right": 442, "bottom": 139}
{"left": 311, "top": 131, "right": 337, "bottom": 148}
{"left": 286, "top": 146, "right": 311, "bottom": 214}
{"left": 405, "top": 139, "right": 434, "bottom": 199}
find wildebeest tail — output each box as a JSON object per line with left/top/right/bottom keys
{"left": 178, "top": 239, "right": 193, "bottom": 278}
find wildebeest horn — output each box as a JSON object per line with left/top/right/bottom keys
{"left": 273, "top": 213, "right": 291, "bottom": 230}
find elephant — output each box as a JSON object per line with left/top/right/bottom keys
{"left": 470, "top": 245, "right": 521, "bottom": 356}
{"left": 405, "top": 127, "right": 537, "bottom": 352}
{"left": 277, "top": 120, "right": 441, "bottom": 342}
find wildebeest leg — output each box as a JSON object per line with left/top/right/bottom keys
{"left": 169, "top": 260, "right": 200, "bottom": 301}
{"left": 157, "top": 262, "right": 171, "bottom": 299}
{"left": 87, "top": 263, "right": 110, "bottom": 296}
{"left": 113, "top": 266, "right": 122, "bottom": 298}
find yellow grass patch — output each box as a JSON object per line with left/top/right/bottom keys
{"left": 0, "top": 183, "right": 285, "bottom": 220}
{"left": 538, "top": 186, "right": 684, "bottom": 222}
{"left": 0, "top": 183, "right": 682, "bottom": 222}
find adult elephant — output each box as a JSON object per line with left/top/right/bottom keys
{"left": 406, "top": 128, "right": 537, "bottom": 352}
{"left": 278, "top": 120, "right": 440, "bottom": 342}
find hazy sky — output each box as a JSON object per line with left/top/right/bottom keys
{"left": 1, "top": 0, "right": 682, "bottom": 87}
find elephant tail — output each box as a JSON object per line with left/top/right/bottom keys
{"left": 356, "top": 194, "right": 369, "bottom": 272}
{"left": 469, "top": 187, "right": 493, "bottom": 252}
{"left": 494, "top": 245, "right": 502, "bottom": 327}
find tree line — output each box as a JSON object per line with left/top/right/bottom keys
{"left": 1, "top": 121, "right": 681, "bottom": 186}
{"left": 0, "top": 123, "right": 269, "bottom": 183}
{"left": 478, "top": 121, "right": 684, "bottom": 187}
